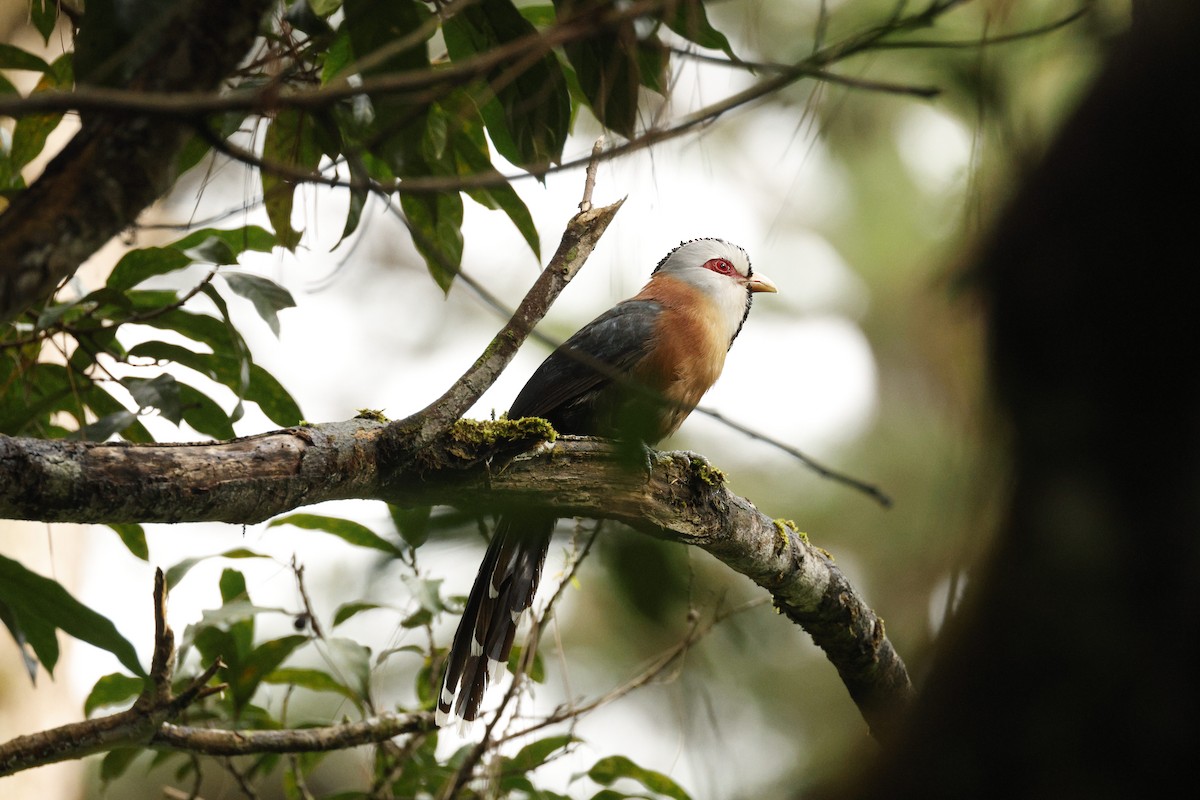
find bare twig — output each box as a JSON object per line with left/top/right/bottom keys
{"left": 502, "top": 598, "right": 768, "bottom": 743}
{"left": 579, "top": 137, "right": 606, "bottom": 213}
{"left": 385, "top": 196, "right": 625, "bottom": 451}
{"left": 291, "top": 556, "right": 325, "bottom": 640}
{"left": 0, "top": 569, "right": 227, "bottom": 777}
{"left": 699, "top": 408, "right": 892, "bottom": 507}
{"left": 150, "top": 714, "right": 430, "bottom": 756}
{"left": 870, "top": 5, "right": 1090, "bottom": 49}
{"left": 220, "top": 758, "right": 260, "bottom": 800}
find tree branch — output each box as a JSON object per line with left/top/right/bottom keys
{"left": 0, "top": 426, "right": 912, "bottom": 739}
{"left": 0, "top": 569, "right": 225, "bottom": 777}
{"left": 150, "top": 713, "right": 431, "bottom": 756}
{"left": 388, "top": 195, "right": 624, "bottom": 452}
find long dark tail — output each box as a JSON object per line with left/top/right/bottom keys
{"left": 436, "top": 513, "right": 554, "bottom": 727}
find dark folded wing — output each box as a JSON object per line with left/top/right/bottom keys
{"left": 510, "top": 299, "right": 661, "bottom": 433}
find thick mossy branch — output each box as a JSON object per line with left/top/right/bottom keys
{"left": 0, "top": 417, "right": 557, "bottom": 524}
{"left": 0, "top": 425, "right": 912, "bottom": 738}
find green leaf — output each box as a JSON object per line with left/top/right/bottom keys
{"left": 82, "top": 385, "right": 153, "bottom": 443}
{"left": 320, "top": 27, "right": 355, "bottom": 84}
{"left": 108, "top": 226, "right": 275, "bottom": 290}
{"left": 554, "top": 1, "right": 642, "bottom": 138}
{"left": 8, "top": 605, "right": 58, "bottom": 679}
{"left": 231, "top": 634, "right": 309, "bottom": 711}
{"left": 332, "top": 601, "right": 384, "bottom": 627}
{"left": 262, "top": 109, "right": 323, "bottom": 249}
{"left": 375, "top": 643, "right": 423, "bottom": 667}
{"left": 194, "top": 599, "right": 289, "bottom": 632}
{"left": 35, "top": 297, "right": 85, "bottom": 331}
{"left": 325, "top": 637, "right": 372, "bottom": 698}
{"left": 183, "top": 235, "right": 238, "bottom": 266}
{"left": 247, "top": 363, "right": 303, "bottom": 426}
{"left": 198, "top": 284, "right": 252, "bottom": 420}
{"left": 164, "top": 548, "right": 269, "bottom": 592}
{"left": 67, "top": 410, "right": 139, "bottom": 442}
{"left": 311, "top": 0, "right": 344, "bottom": 16}
{"left": 125, "top": 340, "right": 301, "bottom": 428}
{"left": 107, "top": 523, "right": 149, "bottom": 561}
{"left": 636, "top": 38, "right": 670, "bottom": 95}
{"left": 336, "top": 156, "right": 371, "bottom": 247}
{"left": 100, "top": 747, "right": 142, "bottom": 784}
{"left": 504, "top": 734, "right": 578, "bottom": 777}
{"left": 661, "top": 0, "right": 735, "bottom": 59}
{"left": 343, "top": 0, "right": 433, "bottom": 173}
{"left": 0, "top": 361, "right": 73, "bottom": 436}
{"left": 29, "top": 1, "right": 59, "bottom": 43}
{"left": 401, "top": 190, "right": 464, "bottom": 292}
{"left": 388, "top": 504, "right": 431, "bottom": 548}
{"left": 0, "top": 554, "right": 146, "bottom": 677}
{"left": 123, "top": 373, "right": 184, "bottom": 424}
{"left": 0, "top": 597, "right": 39, "bottom": 682}
{"left": 106, "top": 247, "right": 192, "bottom": 291}
{"left": 443, "top": 101, "right": 540, "bottom": 259}
{"left": 221, "top": 273, "right": 296, "bottom": 337}
{"left": 8, "top": 56, "right": 70, "bottom": 171}
{"left": 170, "top": 225, "right": 277, "bottom": 256}
{"left": 507, "top": 644, "right": 545, "bottom": 683}
{"left": 443, "top": 1, "right": 570, "bottom": 168}
{"left": 84, "top": 672, "right": 146, "bottom": 717}
{"left": 215, "top": 568, "right": 257, "bottom": 683}
{"left": 588, "top": 756, "right": 692, "bottom": 800}
{"left": 133, "top": 308, "right": 237, "bottom": 353}
{"left": 270, "top": 514, "right": 404, "bottom": 557}
{"left": 400, "top": 574, "right": 448, "bottom": 629}
{"left": 264, "top": 667, "right": 362, "bottom": 705}
{"left": 175, "top": 382, "right": 234, "bottom": 440}
{"left": 0, "top": 43, "right": 51, "bottom": 73}
{"left": 518, "top": 4, "right": 556, "bottom": 27}
{"left": 401, "top": 575, "right": 447, "bottom": 615}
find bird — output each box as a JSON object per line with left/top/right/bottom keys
{"left": 436, "top": 238, "right": 777, "bottom": 728}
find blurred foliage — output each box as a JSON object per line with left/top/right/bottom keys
{"left": 0, "top": 0, "right": 1131, "bottom": 798}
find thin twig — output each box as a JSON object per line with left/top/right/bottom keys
{"left": 384, "top": 194, "right": 625, "bottom": 450}
{"left": 870, "top": 5, "right": 1089, "bottom": 49}
{"left": 500, "top": 598, "right": 768, "bottom": 743}
{"left": 291, "top": 556, "right": 325, "bottom": 640}
{"left": 221, "top": 757, "right": 260, "bottom": 800}
{"left": 150, "top": 713, "right": 431, "bottom": 756}
{"left": 579, "top": 137, "right": 606, "bottom": 213}
{"left": 699, "top": 409, "right": 893, "bottom": 508}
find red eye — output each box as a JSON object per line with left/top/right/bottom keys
{"left": 704, "top": 258, "right": 735, "bottom": 276}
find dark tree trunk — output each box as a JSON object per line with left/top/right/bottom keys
{"left": 835, "top": 2, "right": 1200, "bottom": 797}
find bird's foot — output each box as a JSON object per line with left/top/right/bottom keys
{"left": 678, "top": 450, "right": 725, "bottom": 486}
{"left": 613, "top": 439, "right": 656, "bottom": 482}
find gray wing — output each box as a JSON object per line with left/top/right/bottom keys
{"left": 510, "top": 299, "right": 662, "bottom": 435}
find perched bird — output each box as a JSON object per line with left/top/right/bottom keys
{"left": 436, "top": 238, "right": 777, "bottom": 727}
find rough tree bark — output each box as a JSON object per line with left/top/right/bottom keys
{"left": 0, "top": 423, "right": 912, "bottom": 743}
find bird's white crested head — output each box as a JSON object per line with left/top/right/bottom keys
{"left": 652, "top": 238, "right": 777, "bottom": 347}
